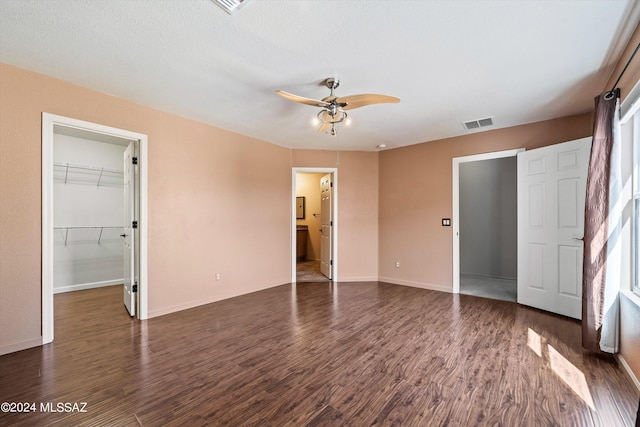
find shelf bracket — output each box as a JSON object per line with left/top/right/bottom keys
{"left": 97, "top": 168, "right": 104, "bottom": 187}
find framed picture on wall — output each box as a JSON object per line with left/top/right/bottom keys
{"left": 296, "top": 196, "right": 305, "bottom": 219}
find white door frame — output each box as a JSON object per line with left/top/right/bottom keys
{"left": 291, "top": 168, "right": 338, "bottom": 283}
{"left": 42, "top": 113, "right": 149, "bottom": 344}
{"left": 452, "top": 149, "right": 524, "bottom": 293}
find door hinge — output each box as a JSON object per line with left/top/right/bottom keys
{"left": 330, "top": 260, "right": 333, "bottom": 266}
{"left": 132, "top": 220, "right": 138, "bottom": 229}
{"left": 132, "top": 157, "right": 138, "bottom": 165}
{"left": 132, "top": 282, "right": 138, "bottom": 293}
{"left": 330, "top": 221, "right": 333, "bottom": 227}
{"left": 330, "top": 182, "right": 333, "bottom": 187}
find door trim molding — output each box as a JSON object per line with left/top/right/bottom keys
{"left": 452, "top": 149, "right": 524, "bottom": 294}
{"left": 291, "top": 168, "right": 338, "bottom": 283}
{"left": 42, "top": 113, "right": 149, "bottom": 344}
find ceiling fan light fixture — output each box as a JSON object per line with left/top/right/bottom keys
{"left": 317, "top": 109, "right": 348, "bottom": 125}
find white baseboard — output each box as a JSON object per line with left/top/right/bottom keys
{"left": 616, "top": 353, "right": 640, "bottom": 393}
{"left": 54, "top": 279, "right": 123, "bottom": 294}
{"left": 378, "top": 277, "right": 452, "bottom": 293}
{"left": 339, "top": 276, "right": 379, "bottom": 282}
{"left": 0, "top": 337, "right": 43, "bottom": 356}
{"left": 148, "top": 280, "right": 290, "bottom": 319}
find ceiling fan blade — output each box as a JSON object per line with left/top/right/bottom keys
{"left": 275, "top": 90, "right": 330, "bottom": 108}
{"left": 338, "top": 94, "right": 400, "bottom": 110}
{"left": 317, "top": 122, "right": 332, "bottom": 134}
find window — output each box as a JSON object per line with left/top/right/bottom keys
{"left": 629, "top": 110, "right": 640, "bottom": 295}
{"left": 625, "top": 99, "right": 640, "bottom": 295}
{"left": 618, "top": 81, "right": 640, "bottom": 296}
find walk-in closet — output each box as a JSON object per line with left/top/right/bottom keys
{"left": 459, "top": 156, "right": 517, "bottom": 302}
{"left": 53, "top": 127, "right": 128, "bottom": 295}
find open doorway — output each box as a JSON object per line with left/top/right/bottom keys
{"left": 42, "top": 113, "right": 148, "bottom": 345}
{"left": 51, "top": 127, "right": 129, "bottom": 297}
{"left": 452, "top": 149, "right": 522, "bottom": 301}
{"left": 292, "top": 168, "right": 338, "bottom": 283}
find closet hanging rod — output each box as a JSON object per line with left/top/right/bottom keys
{"left": 54, "top": 226, "right": 125, "bottom": 246}
{"left": 53, "top": 162, "right": 124, "bottom": 174}
{"left": 54, "top": 162, "right": 124, "bottom": 186}
{"left": 54, "top": 226, "right": 124, "bottom": 229}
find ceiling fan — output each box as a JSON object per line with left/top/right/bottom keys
{"left": 276, "top": 77, "right": 400, "bottom": 135}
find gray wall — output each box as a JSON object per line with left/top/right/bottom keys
{"left": 460, "top": 156, "right": 517, "bottom": 279}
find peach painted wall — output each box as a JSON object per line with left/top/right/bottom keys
{"left": 620, "top": 294, "right": 640, "bottom": 390}
{"left": 292, "top": 150, "right": 379, "bottom": 281}
{"left": 378, "top": 114, "right": 592, "bottom": 291}
{"left": 296, "top": 173, "right": 324, "bottom": 260}
{"left": 0, "top": 63, "right": 292, "bottom": 353}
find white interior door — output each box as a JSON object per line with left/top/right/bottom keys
{"left": 320, "top": 174, "right": 333, "bottom": 279}
{"left": 517, "top": 137, "right": 591, "bottom": 319}
{"left": 122, "top": 142, "right": 136, "bottom": 316}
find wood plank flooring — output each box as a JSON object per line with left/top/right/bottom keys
{"left": 0, "top": 282, "right": 638, "bottom": 426}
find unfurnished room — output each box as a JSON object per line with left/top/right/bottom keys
{"left": 1, "top": 1, "right": 640, "bottom": 426}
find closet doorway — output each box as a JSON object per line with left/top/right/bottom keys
{"left": 452, "top": 149, "right": 522, "bottom": 301}
{"left": 42, "top": 113, "right": 148, "bottom": 345}
{"left": 292, "top": 168, "right": 338, "bottom": 283}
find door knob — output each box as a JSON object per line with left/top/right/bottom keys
{"left": 120, "top": 233, "right": 127, "bottom": 238}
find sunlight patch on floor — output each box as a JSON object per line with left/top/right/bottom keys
{"left": 548, "top": 344, "right": 595, "bottom": 410}
{"left": 527, "top": 328, "right": 542, "bottom": 357}
{"left": 526, "top": 328, "right": 595, "bottom": 410}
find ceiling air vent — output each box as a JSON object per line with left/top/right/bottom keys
{"left": 211, "top": 0, "right": 253, "bottom": 15}
{"left": 463, "top": 117, "right": 494, "bottom": 131}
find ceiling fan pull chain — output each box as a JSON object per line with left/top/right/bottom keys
{"left": 335, "top": 127, "right": 341, "bottom": 165}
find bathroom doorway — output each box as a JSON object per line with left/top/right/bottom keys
{"left": 292, "top": 168, "right": 338, "bottom": 283}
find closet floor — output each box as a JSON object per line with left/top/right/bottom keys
{"left": 460, "top": 273, "right": 517, "bottom": 302}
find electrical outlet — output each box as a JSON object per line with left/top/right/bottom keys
{"left": 395, "top": 261, "right": 400, "bottom": 268}
{"left": 215, "top": 273, "right": 221, "bottom": 281}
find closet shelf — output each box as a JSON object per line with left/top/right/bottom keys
{"left": 54, "top": 226, "right": 125, "bottom": 245}
{"left": 53, "top": 162, "right": 124, "bottom": 187}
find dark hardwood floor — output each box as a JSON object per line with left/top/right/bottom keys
{"left": 1, "top": 282, "right": 638, "bottom": 426}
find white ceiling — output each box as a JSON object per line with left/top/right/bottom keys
{"left": 1, "top": 1, "right": 639, "bottom": 151}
